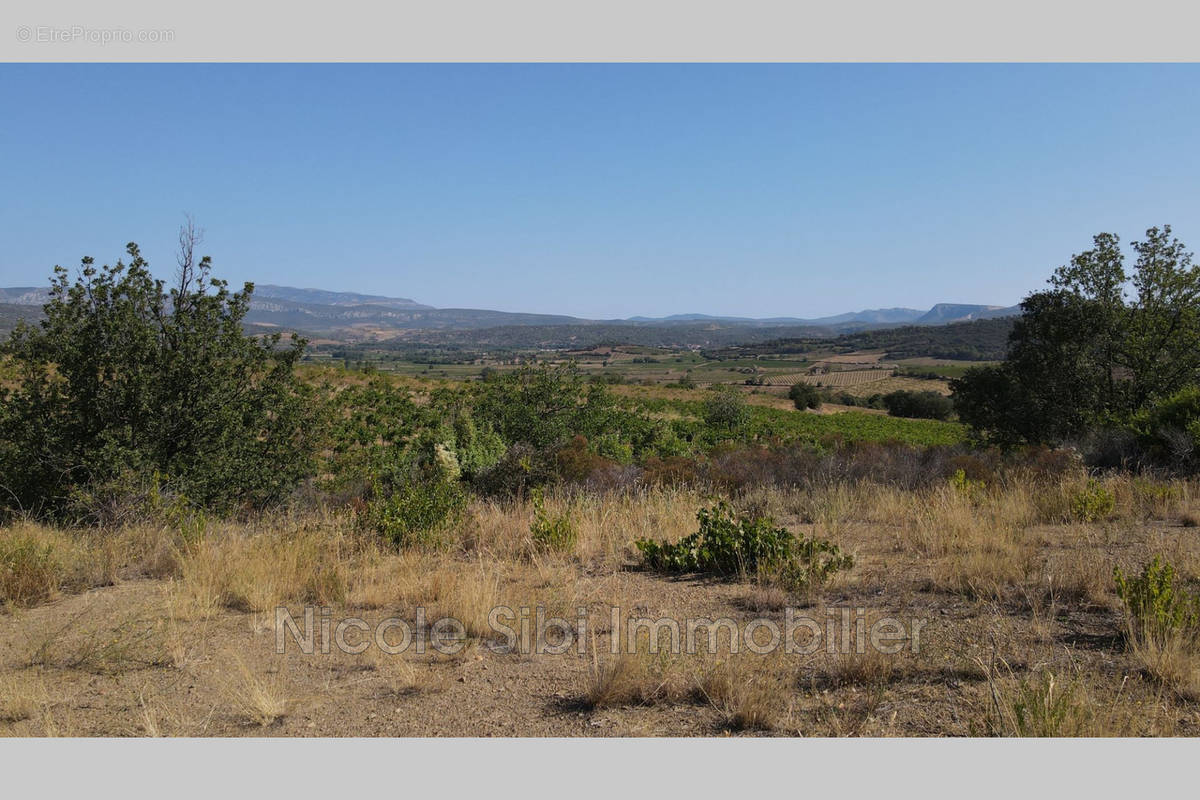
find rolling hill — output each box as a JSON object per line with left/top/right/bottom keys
{"left": 0, "top": 283, "right": 1020, "bottom": 342}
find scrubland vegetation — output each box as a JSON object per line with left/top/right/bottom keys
{"left": 4, "top": 226, "right": 1200, "bottom": 736}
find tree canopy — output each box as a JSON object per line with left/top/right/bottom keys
{"left": 0, "top": 229, "right": 319, "bottom": 519}
{"left": 952, "top": 226, "right": 1200, "bottom": 449}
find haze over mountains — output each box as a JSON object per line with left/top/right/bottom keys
{"left": 0, "top": 284, "right": 1020, "bottom": 339}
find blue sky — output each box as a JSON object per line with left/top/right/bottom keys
{"left": 1, "top": 64, "right": 1197, "bottom": 319}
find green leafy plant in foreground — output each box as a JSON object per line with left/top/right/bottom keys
{"left": 529, "top": 487, "right": 577, "bottom": 552}
{"left": 366, "top": 478, "right": 469, "bottom": 549}
{"left": 1070, "top": 479, "right": 1115, "bottom": 522}
{"left": 635, "top": 501, "right": 853, "bottom": 590}
{"left": 1114, "top": 556, "right": 1200, "bottom": 645}
{"left": 950, "top": 468, "right": 987, "bottom": 502}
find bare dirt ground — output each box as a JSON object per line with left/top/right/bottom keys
{"left": 4, "top": 482, "right": 1199, "bottom": 737}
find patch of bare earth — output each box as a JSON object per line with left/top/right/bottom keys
{"left": 4, "top": 478, "right": 1200, "bottom": 736}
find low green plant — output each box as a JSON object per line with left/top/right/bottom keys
{"left": 982, "top": 667, "right": 1092, "bottom": 737}
{"left": 529, "top": 487, "right": 576, "bottom": 552}
{"left": 1070, "top": 479, "right": 1115, "bottom": 522}
{"left": 366, "top": 478, "right": 469, "bottom": 549}
{"left": 635, "top": 501, "right": 852, "bottom": 590}
{"left": 950, "top": 468, "right": 987, "bottom": 502}
{"left": 1113, "top": 556, "right": 1200, "bottom": 645}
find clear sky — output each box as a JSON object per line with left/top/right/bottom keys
{"left": 1, "top": 64, "right": 1197, "bottom": 319}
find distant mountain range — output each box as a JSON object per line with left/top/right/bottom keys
{"left": 251, "top": 285, "right": 431, "bottom": 310}
{"left": 0, "top": 287, "right": 52, "bottom": 305}
{"left": 0, "top": 283, "right": 1020, "bottom": 339}
{"left": 626, "top": 304, "right": 1019, "bottom": 327}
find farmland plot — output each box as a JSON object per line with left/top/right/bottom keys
{"left": 764, "top": 369, "right": 893, "bottom": 388}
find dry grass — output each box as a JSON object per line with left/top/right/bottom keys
{"left": 461, "top": 487, "right": 700, "bottom": 570}
{"left": 930, "top": 541, "right": 1033, "bottom": 600}
{"left": 0, "top": 524, "right": 81, "bottom": 607}
{"left": 983, "top": 667, "right": 1095, "bottom": 737}
{"left": 22, "top": 604, "right": 167, "bottom": 674}
{"left": 170, "top": 521, "right": 350, "bottom": 620}
{"left": 345, "top": 550, "right": 436, "bottom": 610}
{"left": 5, "top": 474, "right": 1200, "bottom": 737}
{"left": 1123, "top": 627, "right": 1200, "bottom": 701}
{"left": 1041, "top": 545, "right": 1114, "bottom": 609}
{"left": 427, "top": 559, "right": 503, "bottom": 639}
{"left": 0, "top": 671, "right": 48, "bottom": 723}
{"left": 583, "top": 639, "right": 691, "bottom": 709}
{"left": 222, "top": 655, "right": 292, "bottom": 727}
{"left": 699, "top": 655, "right": 789, "bottom": 731}
{"left": 366, "top": 647, "right": 422, "bottom": 696}
{"left": 814, "top": 642, "right": 904, "bottom": 689}
{"left": 742, "top": 584, "right": 791, "bottom": 613}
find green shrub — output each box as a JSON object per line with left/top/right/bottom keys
{"left": 1070, "top": 479, "right": 1115, "bottom": 522}
{"left": 982, "top": 668, "right": 1092, "bottom": 737}
{"left": 635, "top": 501, "right": 853, "bottom": 590}
{"left": 0, "top": 235, "right": 320, "bottom": 517}
{"left": 882, "top": 390, "right": 954, "bottom": 421}
{"left": 950, "top": 468, "right": 987, "bottom": 501}
{"left": 702, "top": 388, "right": 751, "bottom": 437}
{"left": 788, "top": 382, "right": 821, "bottom": 410}
{"left": 1114, "top": 556, "right": 1200, "bottom": 644}
{"left": 529, "top": 487, "right": 576, "bottom": 552}
{"left": 366, "top": 479, "right": 469, "bottom": 549}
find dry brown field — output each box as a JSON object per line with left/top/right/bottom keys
{"left": 4, "top": 474, "right": 1200, "bottom": 737}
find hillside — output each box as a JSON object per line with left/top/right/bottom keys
{"left": 1, "top": 283, "right": 1019, "bottom": 341}
{"left": 705, "top": 317, "right": 1015, "bottom": 362}
{"left": 0, "top": 303, "right": 43, "bottom": 337}
{"left": 914, "top": 303, "right": 1020, "bottom": 325}
{"left": 253, "top": 285, "right": 432, "bottom": 310}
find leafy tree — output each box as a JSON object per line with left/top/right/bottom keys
{"left": 881, "top": 389, "right": 953, "bottom": 420}
{"left": 953, "top": 226, "right": 1200, "bottom": 446}
{"left": 702, "top": 386, "right": 751, "bottom": 437}
{"left": 1124, "top": 227, "right": 1200, "bottom": 408}
{"left": 0, "top": 227, "right": 320, "bottom": 517}
{"left": 472, "top": 362, "right": 617, "bottom": 451}
{"left": 788, "top": 382, "right": 821, "bottom": 410}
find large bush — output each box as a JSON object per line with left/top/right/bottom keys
{"left": 954, "top": 226, "right": 1200, "bottom": 449}
{"left": 788, "top": 382, "right": 821, "bottom": 410}
{"left": 702, "top": 387, "right": 751, "bottom": 436}
{"left": 882, "top": 390, "right": 954, "bottom": 420}
{"left": 0, "top": 236, "right": 320, "bottom": 518}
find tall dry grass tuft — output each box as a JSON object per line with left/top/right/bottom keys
{"left": 0, "top": 671, "right": 48, "bottom": 724}
{"left": 899, "top": 486, "right": 1022, "bottom": 558}
{"left": 0, "top": 524, "right": 82, "bottom": 607}
{"left": 427, "top": 559, "right": 503, "bottom": 639}
{"left": 222, "top": 656, "right": 293, "bottom": 727}
{"left": 346, "top": 550, "right": 437, "bottom": 611}
{"left": 699, "top": 655, "right": 788, "bottom": 731}
{"left": 1040, "top": 545, "right": 1114, "bottom": 609}
{"left": 171, "top": 519, "right": 351, "bottom": 619}
{"left": 1124, "top": 630, "right": 1200, "bottom": 700}
{"left": 583, "top": 634, "right": 693, "bottom": 709}
{"left": 978, "top": 661, "right": 1094, "bottom": 737}
{"left": 460, "top": 488, "right": 702, "bottom": 570}
{"left": 930, "top": 541, "right": 1033, "bottom": 601}
{"left": 814, "top": 643, "right": 904, "bottom": 689}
